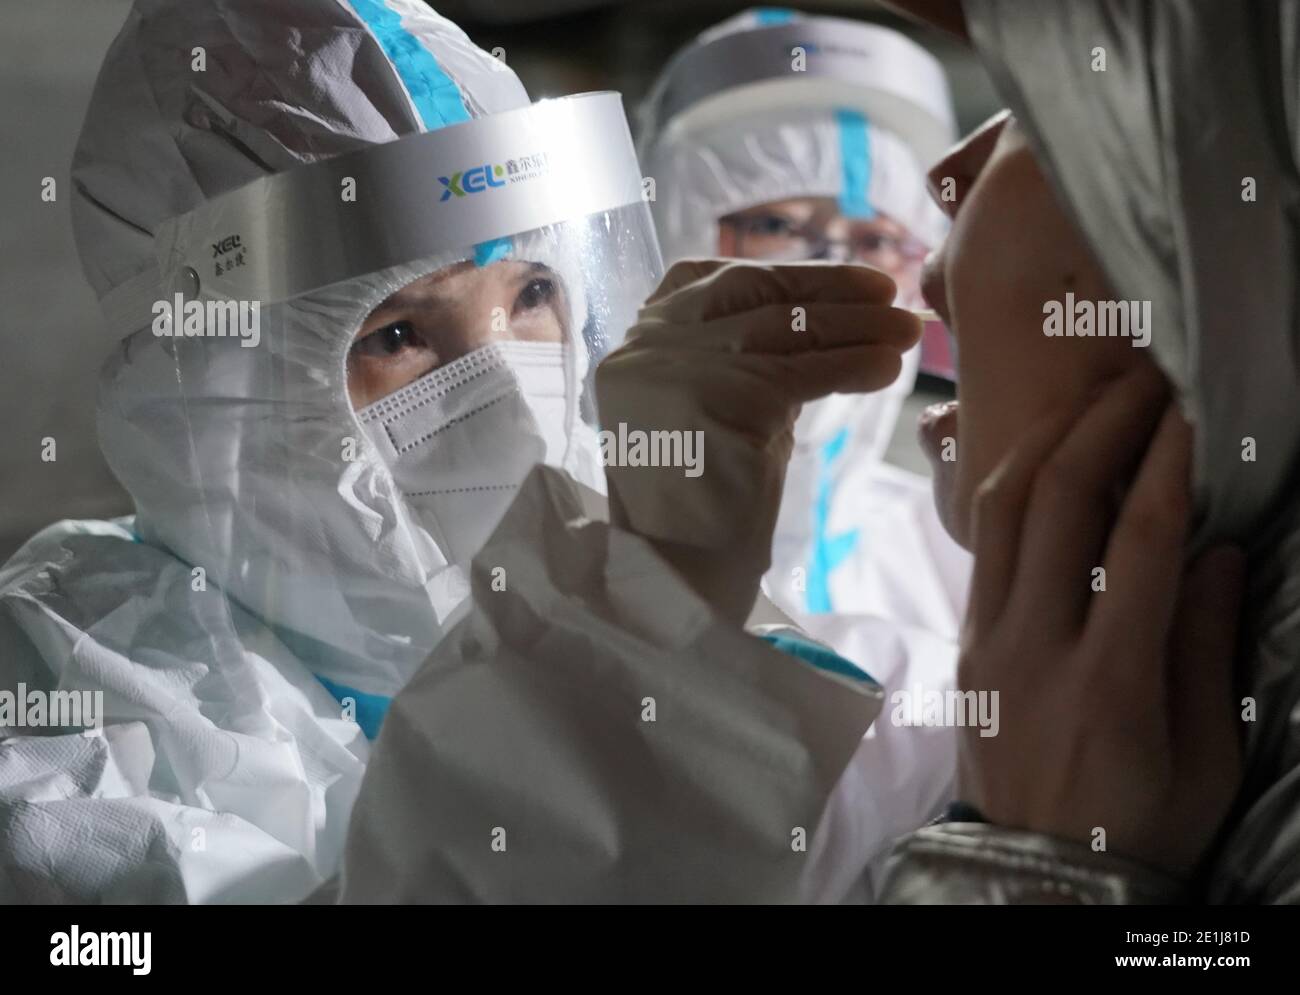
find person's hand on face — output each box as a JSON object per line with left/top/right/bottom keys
{"left": 955, "top": 365, "right": 1245, "bottom": 877}
{"left": 347, "top": 260, "right": 566, "bottom": 408}
{"left": 918, "top": 112, "right": 1246, "bottom": 876}
{"left": 596, "top": 259, "right": 921, "bottom": 624}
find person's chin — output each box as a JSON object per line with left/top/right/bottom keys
{"left": 918, "top": 400, "right": 967, "bottom": 548}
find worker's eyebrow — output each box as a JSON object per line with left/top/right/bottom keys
{"left": 358, "top": 293, "right": 436, "bottom": 334}
{"left": 517, "top": 261, "right": 556, "bottom": 280}
{"left": 362, "top": 260, "right": 556, "bottom": 327}
{"left": 369, "top": 282, "right": 449, "bottom": 316}
{"left": 363, "top": 263, "right": 474, "bottom": 323}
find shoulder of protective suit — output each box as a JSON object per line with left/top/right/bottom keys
{"left": 0, "top": 517, "right": 190, "bottom": 657}
{"left": 0, "top": 518, "right": 138, "bottom": 594}
{"left": 0, "top": 519, "right": 138, "bottom": 678}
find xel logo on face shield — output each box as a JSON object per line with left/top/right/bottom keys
{"left": 438, "top": 154, "right": 550, "bottom": 202}
{"left": 211, "top": 234, "right": 242, "bottom": 256}
{"left": 439, "top": 164, "right": 506, "bottom": 201}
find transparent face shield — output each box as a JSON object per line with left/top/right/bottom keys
{"left": 108, "top": 93, "right": 662, "bottom": 695}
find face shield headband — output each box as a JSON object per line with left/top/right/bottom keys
{"left": 641, "top": 17, "right": 955, "bottom": 175}
{"left": 151, "top": 91, "right": 646, "bottom": 320}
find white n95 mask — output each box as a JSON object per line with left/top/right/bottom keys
{"left": 356, "top": 340, "right": 574, "bottom": 564}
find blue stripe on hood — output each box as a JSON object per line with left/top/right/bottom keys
{"left": 807, "top": 427, "right": 862, "bottom": 613}
{"left": 349, "top": 0, "right": 508, "bottom": 266}
{"left": 835, "top": 108, "right": 876, "bottom": 220}
{"left": 349, "top": 0, "right": 472, "bottom": 129}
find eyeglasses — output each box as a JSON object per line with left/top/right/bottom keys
{"left": 722, "top": 212, "right": 928, "bottom": 267}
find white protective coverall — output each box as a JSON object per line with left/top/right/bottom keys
{"left": 0, "top": 0, "right": 674, "bottom": 903}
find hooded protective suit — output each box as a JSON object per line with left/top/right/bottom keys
{"left": 639, "top": 9, "right": 969, "bottom": 638}
{"left": 0, "top": 0, "right": 665, "bottom": 902}
{"left": 329, "top": 11, "right": 965, "bottom": 904}
{"left": 880, "top": 0, "right": 1300, "bottom": 904}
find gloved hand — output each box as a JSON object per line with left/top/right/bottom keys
{"left": 596, "top": 259, "right": 922, "bottom": 624}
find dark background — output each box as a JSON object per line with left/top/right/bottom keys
{"left": 0, "top": 0, "right": 999, "bottom": 561}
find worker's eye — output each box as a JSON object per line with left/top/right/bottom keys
{"left": 351, "top": 321, "right": 429, "bottom": 360}
{"left": 515, "top": 276, "right": 557, "bottom": 314}
{"left": 744, "top": 214, "right": 798, "bottom": 238}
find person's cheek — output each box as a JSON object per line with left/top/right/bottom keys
{"left": 548, "top": 299, "right": 567, "bottom": 343}
{"left": 945, "top": 146, "right": 1113, "bottom": 543}
{"left": 354, "top": 353, "right": 432, "bottom": 405}
{"left": 517, "top": 301, "right": 565, "bottom": 344}
{"left": 347, "top": 359, "right": 392, "bottom": 410}
{"left": 717, "top": 224, "right": 740, "bottom": 257}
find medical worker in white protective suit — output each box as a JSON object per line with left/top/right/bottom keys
{"left": 0, "top": 0, "right": 924, "bottom": 905}
{"left": 594, "top": 8, "right": 968, "bottom": 900}
{"left": 0, "top": 0, "right": 677, "bottom": 902}
{"left": 640, "top": 8, "right": 971, "bottom": 641}
{"left": 337, "top": 24, "right": 962, "bottom": 905}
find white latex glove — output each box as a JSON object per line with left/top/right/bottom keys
{"left": 596, "top": 259, "right": 922, "bottom": 624}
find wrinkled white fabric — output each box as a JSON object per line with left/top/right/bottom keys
{"left": 799, "top": 608, "right": 958, "bottom": 902}
{"left": 339, "top": 466, "right": 885, "bottom": 903}
{"left": 645, "top": 109, "right": 949, "bottom": 261}
{"left": 0, "top": 516, "right": 369, "bottom": 902}
{"left": 74, "top": 0, "right": 528, "bottom": 333}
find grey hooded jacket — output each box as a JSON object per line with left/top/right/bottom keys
{"left": 881, "top": 0, "right": 1300, "bottom": 904}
